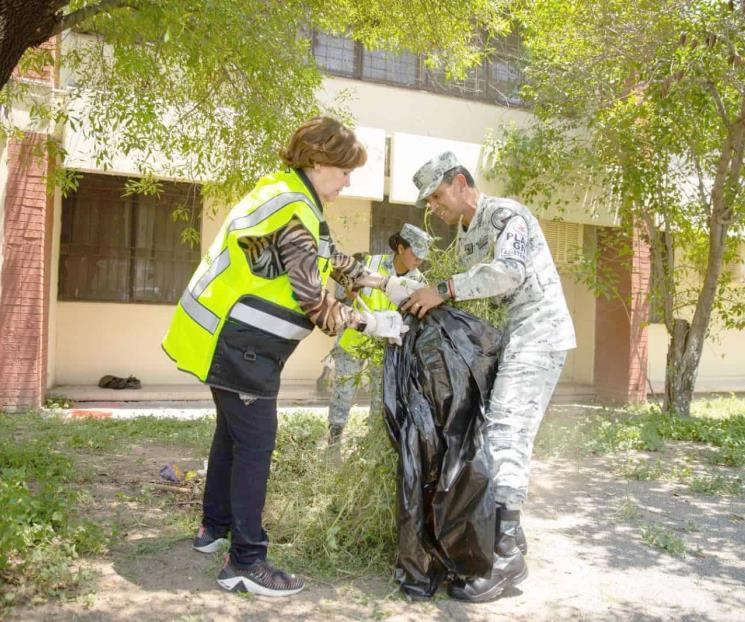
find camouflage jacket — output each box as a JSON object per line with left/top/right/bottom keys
{"left": 451, "top": 195, "right": 576, "bottom": 352}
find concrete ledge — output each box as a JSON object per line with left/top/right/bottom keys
{"left": 51, "top": 380, "right": 598, "bottom": 407}
{"left": 50, "top": 381, "right": 334, "bottom": 408}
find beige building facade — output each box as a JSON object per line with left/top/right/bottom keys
{"left": 1, "top": 33, "right": 744, "bottom": 410}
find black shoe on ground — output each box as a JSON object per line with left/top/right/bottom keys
{"left": 447, "top": 548, "right": 528, "bottom": 603}
{"left": 447, "top": 509, "right": 528, "bottom": 603}
{"left": 217, "top": 558, "right": 304, "bottom": 596}
{"left": 192, "top": 525, "right": 228, "bottom": 554}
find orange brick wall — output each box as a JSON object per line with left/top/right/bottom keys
{"left": 11, "top": 35, "right": 59, "bottom": 84}
{"left": 0, "top": 134, "right": 53, "bottom": 411}
{"left": 593, "top": 227, "right": 651, "bottom": 403}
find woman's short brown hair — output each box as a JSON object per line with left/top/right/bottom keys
{"left": 280, "top": 116, "right": 367, "bottom": 170}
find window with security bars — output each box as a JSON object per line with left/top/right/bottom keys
{"left": 362, "top": 49, "right": 419, "bottom": 87}
{"left": 312, "top": 32, "right": 359, "bottom": 77}
{"left": 424, "top": 63, "right": 487, "bottom": 99}
{"left": 369, "top": 199, "right": 456, "bottom": 269}
{"left": 313, "top": 31, "right": 524, "bottom": 106}
{"left": 59, "top": 173, "right": 201, "bottom": 304}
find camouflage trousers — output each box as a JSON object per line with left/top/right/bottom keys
{"left": 486, "top": 348, "right": 567, "bottom": 510}
{"left": 327, "top": 346, "right": 383, "bottom": 428}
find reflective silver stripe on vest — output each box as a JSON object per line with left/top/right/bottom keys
{"left": 318, "top": 236, "right": 332, "bottom": 259}
{"left": 180, "top": 290, "right": 220, "bottom": 334}
{"left": 192, "top": 248, "right": 231, "bottom": 298}
{"left": 362, "top": 255, "right": 384, "bottom": 296}
{"left": 228, "top": 192, "right": 323, "bottom": 233}
{"left": 229, "top": 303, "right": 313, "bottom": 341}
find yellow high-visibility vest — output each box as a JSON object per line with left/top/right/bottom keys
{"left": 336, "top": 254, "right": 395, "bottom": 355}
{"left": 162, "top": 168, "right": 332, "bottom": 396}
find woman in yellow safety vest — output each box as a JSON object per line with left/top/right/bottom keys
{"left": 327, "top": 224, "right": 432, "bottom": 443}
{"left": 162, "top": 117, "right": 411, "bottom": 597}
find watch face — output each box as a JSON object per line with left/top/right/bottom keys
{"left": 437, "top": 281, "right": 449, "bottom": 297}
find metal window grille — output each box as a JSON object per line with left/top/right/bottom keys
{"left": 59, "top": 173, "right": 201, "bottom": 304}
{"left": 485, "top": 34, "right": 525, "bottom": 106}
{"left": 362, "top": 49, "right": 418, "bottom": 87}
{"left": 312, "top": 30, "right": 525, "bottom": 107}
{"left": 424, "top": 62, "right": 487, "bottom": 99}
{"left": 312, "top": 31, "right": 359, "bottom": 77}
{"left": 370, "top": 199, "right": 455, "bottom": 261}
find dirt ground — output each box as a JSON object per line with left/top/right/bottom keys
{"left": 7, "top": 409, "right": 745, "bottom": 622}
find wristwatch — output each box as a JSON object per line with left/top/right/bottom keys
{"left": 436, "top": 279, "right": 453, "bottom": 301}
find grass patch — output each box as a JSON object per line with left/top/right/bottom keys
{"left": 3, "top": 395, "right": 744, "bottom": 609}
{"left": 688, "top": 474, "right": 744, "bottom": 496}
{"left": 641, "top": 523, "right": 687, "bottom": 557}
{"left": 1, "top": 411, "right": 215, "bottom": 454}
{"left": 536, "top": 397, "right": 745, "bottom": 461}
{"left": 0, "top": 432, "right": 107, "bottom": 608}
{"left": 617, "top": 458, "right": 665, "bottom": 481}
{"left": 266, "top": 410, "right": 398, "bottom": 577}
{"left": 0, "top": 407, "right": 398, "bottom": 609}
{"left": 0, "top": 410, "right": 215, "bottom": 610}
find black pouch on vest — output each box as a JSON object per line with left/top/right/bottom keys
{"left": 206, "top": 318, "right": 299, "bottom": 397}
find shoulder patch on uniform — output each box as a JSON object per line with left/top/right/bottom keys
{"left": 490, "top": 207, "right": 515, "bottom": 231}
{"left": 497, "top": 216, "right": 529, "bottom": 264}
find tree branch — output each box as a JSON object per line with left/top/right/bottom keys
{"left": 48, "top": 0, "right": 139, "bottom": 37}
{"left": 706, "top": 80, "right": 732, "bottom": 127}
{"left": 688, "top": 142, "right": 712, "bottom": 218}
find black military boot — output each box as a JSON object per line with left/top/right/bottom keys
{"left": 515, "top": 515, "right": 528, "bottom": 556}
{"left": 447, "top": 508, "right": 528, "bottom": 603}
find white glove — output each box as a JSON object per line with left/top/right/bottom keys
{"left": 361, "top": 310, "right": 410, "bottom": 346}
{"left": 384, "top": 276, "right": 426, "bottom": 305}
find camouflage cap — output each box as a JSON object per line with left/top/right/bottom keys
{"left": 412, "top": 151, "right": 461, "bottom": 208}
{"left": 399, "top": 223, "right": 433, "bottom": 260}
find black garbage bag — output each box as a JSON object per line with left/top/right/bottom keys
{"left": 382, "top": 305, "right": 505, "bottom": 599}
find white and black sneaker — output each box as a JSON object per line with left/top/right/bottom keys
{"left": 192, "top": 525, "right": 228, "bottom": 553}
{"left": 217, "top": 558, "right": 304, "bottom": 596}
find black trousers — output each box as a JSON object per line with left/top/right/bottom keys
{"left": 202, "top": 386, "right": 278, "bottom": 566}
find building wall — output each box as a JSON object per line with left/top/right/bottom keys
{"left": 0, "top": 139, "right": 8, "bottom": 302}
{"left": 49, "top": 80, "right": 601, "bottom": 387}
{"left": 593, "top": 228, "right": 651, "bottom": 403}
{"left": 0, "top": 135, "right": 54, "bottom": 409}
{"left": 46, "top": 65, "right": 620, "bottom": 390}
{"left": 52, "top": 191, "right": 373, "bottom": 386}
{"left": 647, "top": 324, "right": 745, "bottom": 392}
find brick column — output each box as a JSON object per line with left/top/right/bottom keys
{"left": 0, "top": 134, "right": 54, "bottom": 411}
{"left": 593, "top": 227, "right": 651, "bottom": 404}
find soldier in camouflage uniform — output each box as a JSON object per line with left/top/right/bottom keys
{"left": 328, "top": 224, "right": 432, "bottom": 443}
{"left": 400, "top": 151, "right": 576, "bottom": 603}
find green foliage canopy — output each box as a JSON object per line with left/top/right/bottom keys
{"left": 491, "top": 0, "right": 745, "bottom": 329}
{"left": 5, "top": 0, "right": 510, "bottom": 204}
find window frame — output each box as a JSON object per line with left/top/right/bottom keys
{"left": 312, "top": 31, "right": 525, "bottom": 107}
{"left": 58, "top": 173, "right": 202, "bottom": 305}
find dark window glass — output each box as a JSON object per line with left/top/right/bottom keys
{"left": 485, "top": 34, "right": 524, "bottom": 106}
{"left": 362, "top": 49, "right": 418, "bottom": 87}
{"left": 424, "top": 62, "right": 487, "bottom": 99}
{"left": 312, "top": 32, "right": 358, "bottom": 77}
{"left": 312, "top": 30, "right": 525, "bottom": 107}
{"left": 369, "top": 199, "right": 455, "bottom": 269}
{"left": 59, "top": 173, "right": 201, "bottom": 304}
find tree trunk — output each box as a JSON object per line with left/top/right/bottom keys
{"left": 663, "top": 318, "right": 698, "bottom": 416}
{"left": 0, "top": 0, "right": 66, "bottom": 90}
{"left": 664, "top": 99, "right": 745, "bottom": 417}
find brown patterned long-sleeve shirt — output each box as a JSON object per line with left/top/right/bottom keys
{"left": 238, "top": 218, "right": 371, "bottom": 336}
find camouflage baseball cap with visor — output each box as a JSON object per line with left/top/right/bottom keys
{"left": 412, "top": 151, "right": 461, "bottom": 209}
